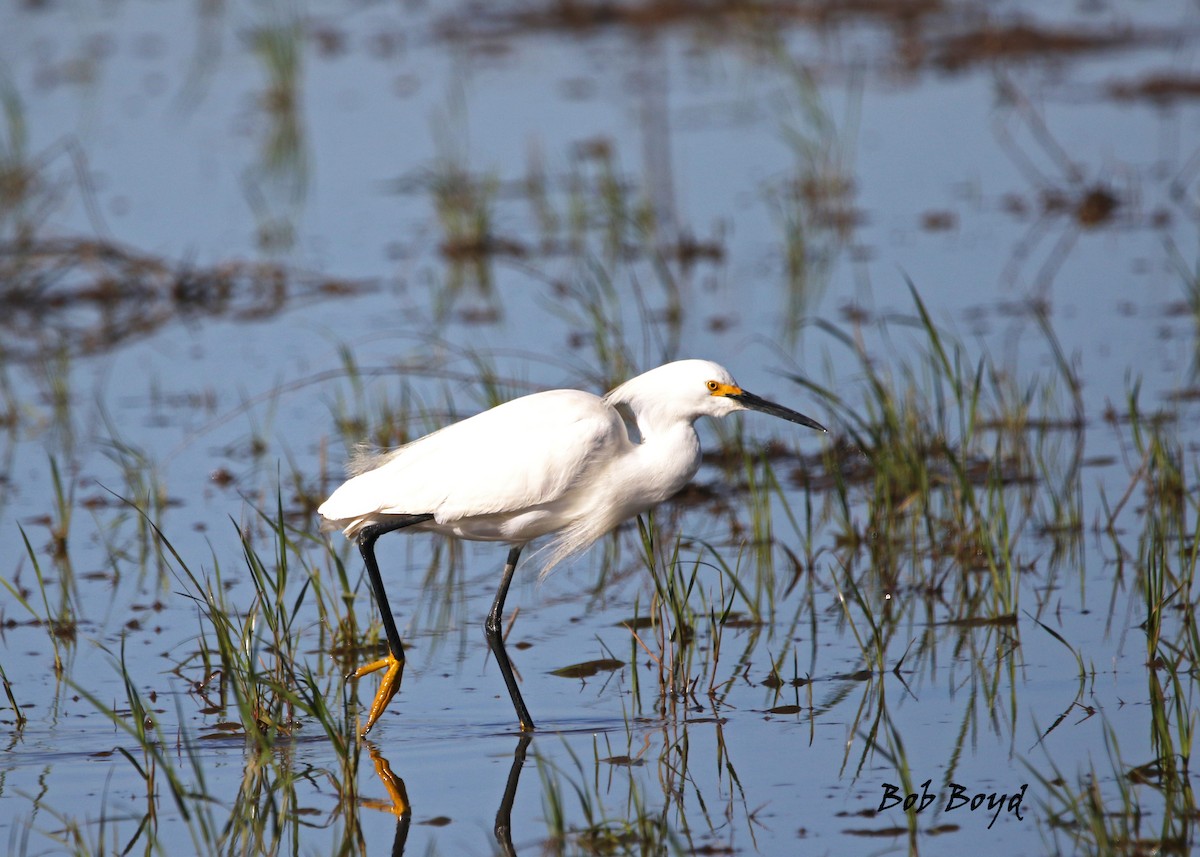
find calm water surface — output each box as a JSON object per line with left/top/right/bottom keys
{"left": 2, "top": 1, "right": 1199, "bottom": 854}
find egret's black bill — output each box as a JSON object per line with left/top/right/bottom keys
{"left": 735, "top": 390, "right": 827, "bottom": 433}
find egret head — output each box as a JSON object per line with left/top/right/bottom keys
{"left": 700, "top": 365, "right": 826, "bottom": 431}
{"left": 610, "top": 359, "right": 827, "bottom": 432}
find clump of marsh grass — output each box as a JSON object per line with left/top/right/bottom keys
{"left": 628, "top": 514, "right": 702, "bottom": 719}
{"left": 1112, "top": 392, "right": 1198, "bottom": 824}
{"left": 537, "top": 737, "right": 680, "bottom": 856}
{"left": 764, "top": 57, "right": 861, "bottom": 341}
{"left": 245, "top": 14, "right": 308, "bottom": 253}
{"left": 626, "top": 512, "right": 771, "bottom": 722}
{"left": 793, "top": 284, "right": 1084, "bottom": 626}
{"left": 66, "top": 642, "right": 368, "bottom": 855}
{"left": 67, "top": 637, "right": 221, "bottom": 854}
{"left": 44, "top": 488, "right": 371, "bottom": 855}
{"left": 0, "top": 81, "right": 101, "bottom": 247}
{"left": 1032, "top": 717, "right": 1196, "bottom": 856}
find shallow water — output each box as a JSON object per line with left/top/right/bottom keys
{"left": 2, "top": 1, "right": 1199, "bottom": 854}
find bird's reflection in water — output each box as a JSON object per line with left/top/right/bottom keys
{"left": 360, "top": 741, "right": 411, "bottom": 815}
{"left": 494, "top": 734, "right": 532, "bottom": 857}
{"left": 356, "top": 743, "right": 410, "bottom": 856}
{"left": 360, "top": 735, "right": 532, "bottom": 856}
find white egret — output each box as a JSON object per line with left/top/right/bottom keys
{"left": 319, "top": 359, "right": 826, "bottom": 734}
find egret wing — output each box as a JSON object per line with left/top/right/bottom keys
{"left": 319, "top": 389, "right": 625, "bottom": 526}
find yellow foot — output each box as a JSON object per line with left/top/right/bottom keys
{"left": 350, "top": 652, "right": 403, "bottom": 736}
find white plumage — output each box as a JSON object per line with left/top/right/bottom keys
{"left": 319, "top": 388, "right": 625, "bottom": 563}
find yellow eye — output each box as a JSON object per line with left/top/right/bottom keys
{"left": 706, "top": 380, "right": 720, "bottom": 392}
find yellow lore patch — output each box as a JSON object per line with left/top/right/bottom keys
{"left": 707, "top": 381, "right": 742, "bottom": 397}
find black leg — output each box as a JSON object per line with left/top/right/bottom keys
{"left": 352, "top": 514, "right": 435, "bottom": 735}
{"left": 357, "top": 515, "right": 434, "bottom": 663}
{"left": 485, "top": 546, "right": 535, "bottom": 730}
